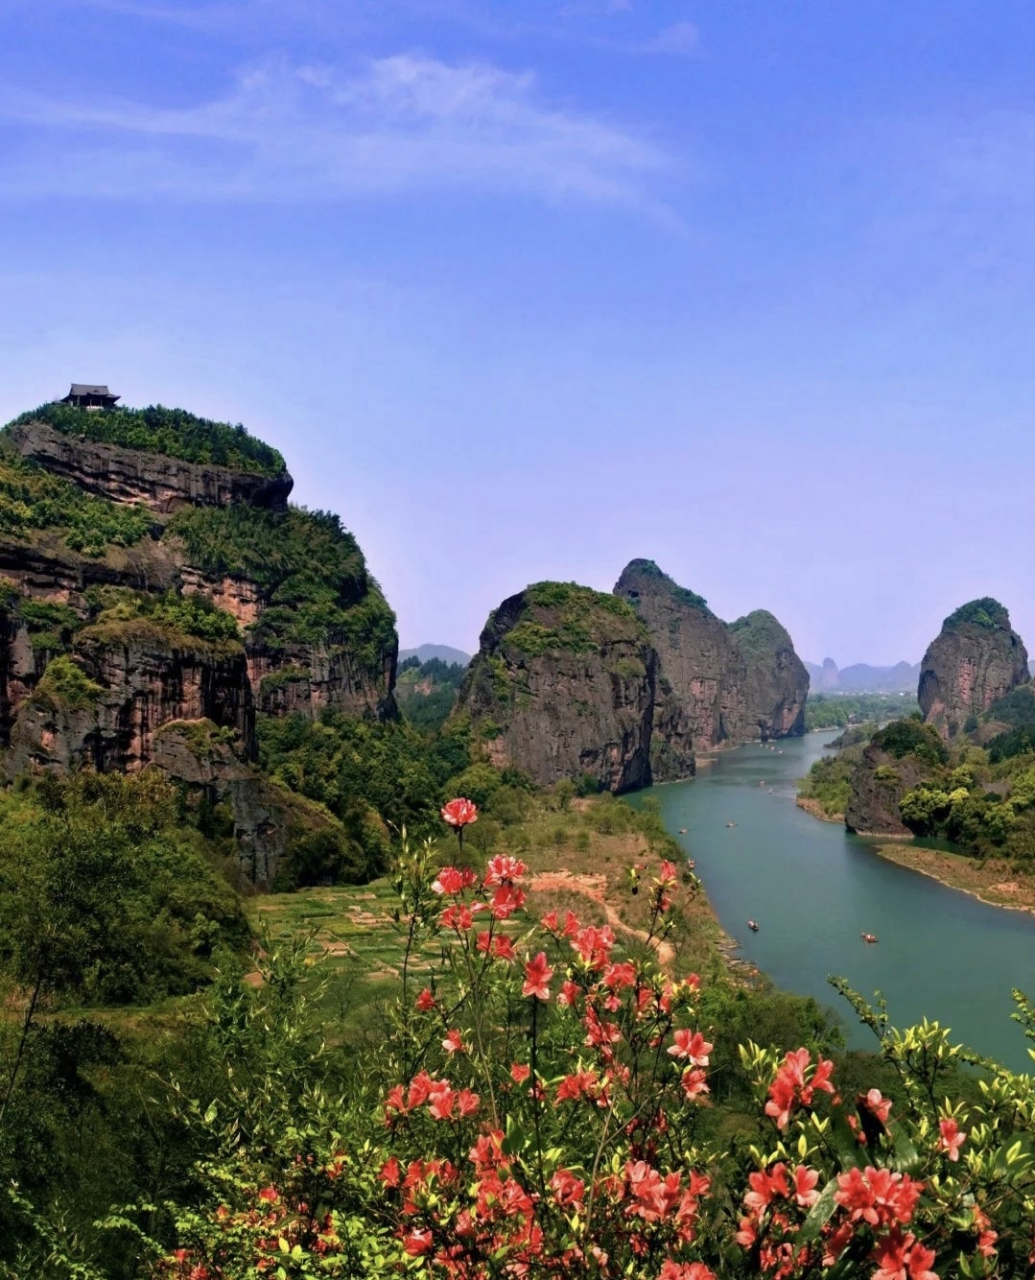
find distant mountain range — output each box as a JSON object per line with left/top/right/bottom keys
{"left": 399, "top": 644, "right": 472, "bottom": 667}
{"left": 804, "top": 658, "right": 921, "bottom": 693}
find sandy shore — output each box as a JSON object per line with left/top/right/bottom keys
{"left": 872, "top": 843, "right": 1035, "bottom": 916}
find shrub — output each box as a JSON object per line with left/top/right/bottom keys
{"left": 35, "top": 656, "right": 102, "bottom": 710}
{"left": 149, "top": 845, "right": 1035, "bottom": 1279}
{"left": 872, "top": 718, "right": 948, "bottom": 765}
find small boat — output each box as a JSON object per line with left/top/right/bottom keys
{"left": 861, "top": 932, "right": 878, "bottom": 944}
{"left": 726, "top": 821, "right": 736, "bottom": 828}
{"left": 747, "top": 919, "right": 760, "bottom": 933}
{"left": 678, "top": 827, "right": 688, "bottom": 834}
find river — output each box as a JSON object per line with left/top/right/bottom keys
{"left": 636, "top": 730, "right": 1035, "bottom": 1071}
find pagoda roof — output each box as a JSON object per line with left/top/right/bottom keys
{"left": 66, "top": 383, "right": 119, "bottom": 398}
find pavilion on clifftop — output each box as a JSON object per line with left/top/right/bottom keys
{"left": 60, "top": 383, "right": 120, "bottom": 410}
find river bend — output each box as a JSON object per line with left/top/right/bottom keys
{"left": 639, "top": 731, "right": 1035, "bottom": 1070}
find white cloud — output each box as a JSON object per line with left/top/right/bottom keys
{"left": 0, "top": 54, "right": 673, "bottom": 214}
{"left": 636, "top": 21, "right": 699, "bottom": 55}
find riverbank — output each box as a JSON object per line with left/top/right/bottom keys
{"left": 872, "top": 843, "right": 1035, "bottom": 915}
{"left": 795, "top": 796, "right": 843, "bottom": 823}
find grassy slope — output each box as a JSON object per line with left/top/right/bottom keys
{"left": 251, "top": 793, "right": 730, "bottom": 1040}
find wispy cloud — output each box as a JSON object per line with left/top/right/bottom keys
{"left": 634, "top": 21, "right": 699, "bottom": 56}
{"left": 0, "top": 54, "right": 672, "bottom": 214}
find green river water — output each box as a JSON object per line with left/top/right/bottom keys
{"left": 637, "top": 730, "right": 1035, "bottom": 1071}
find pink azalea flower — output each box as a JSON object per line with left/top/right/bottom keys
{"left": 938, "top": 1116, "right": 965, "bottom": 1162}
{"left": 667, "top": 1029, "right": 713, "bottom": 1065}
{"left": 441, "top": 1028, "right": 464, "bottom": 1054}
{"left": 522, "top": 952, "right": 553, "bottom": 999}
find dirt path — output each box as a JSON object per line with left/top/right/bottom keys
{"left": 529, "top": 871, "right": 675, "bottom": 968}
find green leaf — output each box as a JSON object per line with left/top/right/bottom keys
{"left": 796, "top": 1176, "right": 839, "bottom": 1243}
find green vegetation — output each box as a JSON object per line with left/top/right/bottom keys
{"left": 19, "top": 601, "right": 80, "bottom": 652}
{"left": 728, "top": 609, "right": 791, "bottom": 662}
{"left": 80, "top": 588, "right": 242, "bottom": 650}
{"left": 805, "top": 692, "right": 918, "bottom": 731}
{"left": 395, "top": 656, "right": 468, "bottom": 733}
{"left": 0, "top": 771, "right": 247, "bottom": 1006}
{"left": 257, "top": 708, "right": 474, "bottom": 845}
{"left": 984, "top": 683, "right": 1035, "bottom": 728}
{"left": 871, "top": 717, "right": 948, "bottom": 765}
{"left": 989, "top": 722, "right": 1035, "bottom": 763}
{"left": 796, "top": 753, "right": 855, "bottom": 818}
{"left": 167, "top": 503, "right": 396, "bottom": 660}
{"left": 35, "top": 655, "right": 103, "bottom": 710}
{"left": 0, "top": 447, "right": 151, "bottom": 557}
{"left": 944, "top": 596, "right": 1010, "bottom": 630}
{"left": 7, "top": 402, "right": 286, "bottom": 476}
{"left": 507, "top": 581, "right": 647, "bottom": 656}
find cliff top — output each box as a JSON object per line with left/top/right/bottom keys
{"left": 943, "top": 597, "right": 1012, "bottom": 632}
{"left": 728, "top": 609, "right": 795, "bottom": 657}
{"left": 5, "top": 402, "right": 287, "bottom": 479}
{"left": 489, "top": 580, "right": 649, "bottom": 657}
{"left": 615, "top": 558, "right": 711, "bottom": 614}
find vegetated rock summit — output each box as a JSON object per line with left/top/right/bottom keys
{"left": 0, "top": 400, "right": 398, "bottom": 884}
{"left": 456, "top": 561, "right": 809, "bottom": 791}
{"left": 918, "top": 598, "right": 1029, "bottom": 739}
{"left": 843, "top": 596, "right": 1032, "bottom": 837}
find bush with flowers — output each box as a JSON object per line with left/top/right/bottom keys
{"left": 140, "top": 798, "right": 1035, "bottom": 1280}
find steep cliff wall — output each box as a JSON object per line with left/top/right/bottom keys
{"left": 457, "top": 582, "right": 656, "bottom": 792}
{"left": 0, "top": 402, "right": 398, "bottom": 882}
{"left": 613, "top": 560, "right": 736, "bottom": 777}
{"left": 613, "top": 560, "right": 808, "bottom": 777}
{"left": 918, "top": 599, "right": 1029, "bottom": 738}
{"left": 728, "top": 610, "right": 809, "bottom": 740}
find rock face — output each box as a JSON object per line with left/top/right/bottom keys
{"left": 918, "top": 599, "right": 1029, "bottom": 738}
{"left": 613, "top": 561, "right": 808, "bottom": 780}
{"left": 843, "top": 719, "right": 948, "bottom": 836}
{"left": 614, "top": 560, "right": 737, "bottom": 778}
{"left": 6, "top": 420, "right": 293, "bottom": 514}
{"left": 728, "top": 610, "right": 809, "bottom": 740}
{"left": 458, "top": 583, "right": 656, "bottom": 792}
{"left": 4, "top": 622, "right": 253, "bottom": 775}
{"left": 0, "top": 406, "right": 397, "bottom": 882}
{"left": 459, "top": 568, "right": 810, "bottom": 791}
{"left": 844, "top": 741, "right": 928, "bottom": 836}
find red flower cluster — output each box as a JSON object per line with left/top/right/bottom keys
{"left": 765, "top": 1047, "right": 836, "bottom": 1130}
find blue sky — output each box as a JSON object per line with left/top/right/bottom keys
{"left": 2, "top": 1, "right": 1034, "bottom": 665}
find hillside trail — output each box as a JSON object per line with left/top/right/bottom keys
{"left": 529, "top": 871, "right": 675, "bottom": 969}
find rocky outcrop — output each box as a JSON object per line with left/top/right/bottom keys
{"left": 151, "top": 720, "right": 358, "bottom": 888}
{"left": 6, "top": 420, "right": 293, "bottom": 514}
{"left": 459, "top": 569, "right": 810, "bottom": 792}
{"left": 0, "top": 403, "right": 397, "bottom": 883}
{"left": 4, "top": 620, "right": 253, "bottom": 775}
{"left": 458, "top": 583, "right": 656, "bottom": 792}
{"left": 613, "top": 561, "right": 808, "bottom": 779}
{"left": 844, "top": 742, "right": 928, "bottom": 836}
{"left": 728, "top": 610, "right": 809, "bottom": 740}
{"left": 918, "top": 599, "right": 1029, "bottom": 738}
{"left": 614, "top": 560, "right": 736, "bottom": 777}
